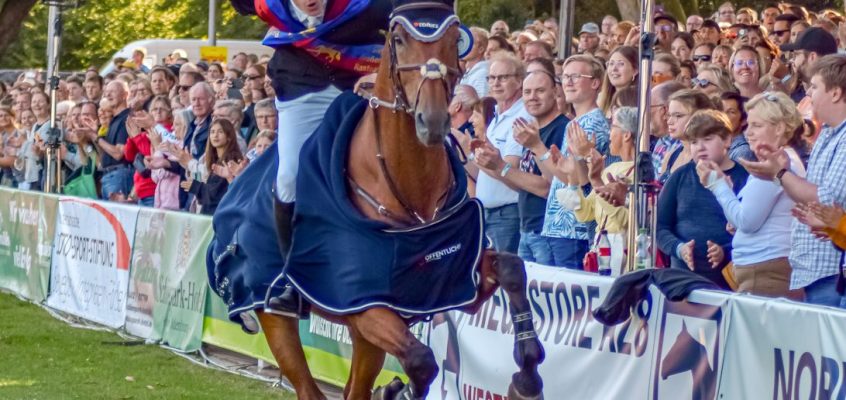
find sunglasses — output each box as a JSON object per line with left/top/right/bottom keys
{"left": 770, "top": 29, "right": 790, "bottom": 36}
{"left": 177, "top": 85, "right": 193, "bottom": 92}
{"left": 692, "top": 55, "right": 712, "bottom": 62}
{"left": 691, "top": 78, "right": 715, "bottom": 88}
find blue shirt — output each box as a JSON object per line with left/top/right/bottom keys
{"left": 790, "top": 119, "right": 846, "bottom": 289}
{"left": 518, "top": 114, "right": 568, "bottom": 233}
{"left": 541, "top": 108, "right": 610, "bottom": 240}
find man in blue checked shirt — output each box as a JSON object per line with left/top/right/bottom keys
{"left": 741, "top": 54, "right": 846, "bottom": 307}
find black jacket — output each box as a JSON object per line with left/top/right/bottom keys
{"left": 189, "top": 173, "right": 230, "bottom": 215}
{"left": 229, "top": 0, "right": 392, "bottom": 100}
{"left": 593, "top": 268, "right": 720, "bottom": 326}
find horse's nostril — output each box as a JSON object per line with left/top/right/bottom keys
{"left": 416, "top": 113, "right": 425, "bottom": 126}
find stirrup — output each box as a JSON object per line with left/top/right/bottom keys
{"left": 372, "top": 377, "right": 406, "bottom": 400}
{"left": 266, "top": 284, "right": 311, "bottom": 319}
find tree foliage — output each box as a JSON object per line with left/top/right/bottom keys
{"left": 0, "top": 0, "right": 267, "bottom": 70}
{"left": 2, "top": 0, "right": 844, "bottom": 70}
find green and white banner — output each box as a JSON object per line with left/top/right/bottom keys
{"left": 126, "top": 208, "right": 210, "bottom": 351}
{"left": 0, "top": 188, "right": 57, "bottom": 302}
{"left": 46, "top": 198, "right": 139, "bottom": 328}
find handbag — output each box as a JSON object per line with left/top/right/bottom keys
{"left": 583, "top": 216, "right": 609, "bottom": 273}
{"left": 721, "top": 262, "right": 739, "bottom": 292}
{"left": 63, "top": 157, "right": 98, "bottom": 199}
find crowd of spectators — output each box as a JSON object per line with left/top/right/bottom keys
{"left": 446, "top": 1, "right": 846, "bottom": 308}
{"left": 3, "top": 1, "right": 846, "bottom": 308}
{"left": 0, "top": 51, "right": 277, "bottom": 215}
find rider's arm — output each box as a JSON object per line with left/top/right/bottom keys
{"left": 228, "top": 0, "right": 256, "bottom": 15}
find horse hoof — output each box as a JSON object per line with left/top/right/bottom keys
{"left": 372, "top": 377, "right": 405, "bottom": 400}
{"left": 514, "top": 336, "right": 545, "bottom": 368}
{"left": 508, "top": 381, "right": 544, "bottom": 400}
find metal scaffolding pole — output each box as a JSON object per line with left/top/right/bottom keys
{"left": 209, "top": 0, "right": 217, "bottom": 46}
{"left": 626, "top": 0, "right": 658, "bottom": 271}
{"left": 557, "top": 0, "right": 575, "bottom": 58}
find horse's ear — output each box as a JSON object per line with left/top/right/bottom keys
{"left": 393, "top": 0, "right": 455, "bottom": 10}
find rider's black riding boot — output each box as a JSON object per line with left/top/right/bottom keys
{"left": 273, "top": 198, "right": 295, "bottom": 258}
{"left": 267, "top": 197, "right": 311, "bottom": 319}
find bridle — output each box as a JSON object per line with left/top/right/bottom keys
{"left": 351, "top": 2, "right": 463, "bottom": 226}
{"left": 361, "top": 2, "right": 463, "bottom": 115}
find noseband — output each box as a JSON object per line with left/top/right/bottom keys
{"left": 363, "top": 2, "right": 463, "bottom": 114}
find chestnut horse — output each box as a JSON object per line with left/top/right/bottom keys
{"left": 257, "top": 2, "right": 545, "bottom": 399}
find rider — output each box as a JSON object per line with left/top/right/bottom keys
{"left": 229, "top": 0, "right": 391, "bottom": 310}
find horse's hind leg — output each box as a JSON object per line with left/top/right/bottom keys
{"left": 348, "top": 308, "right": 438, "bottom": 400}
{"left": 488, "top": 252, "right": 545, "bottom": 399}
{"left": 257, "top": 312, "right": 326, "bottom": 400}
{"left": 344, "top": 323, "right": 387, "bottom": 400}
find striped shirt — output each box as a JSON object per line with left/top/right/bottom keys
{"left": 789, "top": 119, "right": 846, "bottom": 289}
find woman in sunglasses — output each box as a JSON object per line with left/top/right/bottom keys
{"left": 692, "top": 64, "right": 734, "bottom": 97}
{"left": 729, "top": 46, "right": 765, "bottom": 99}
{"left": 692, "top": 43, "right": 716, "bottom": 68}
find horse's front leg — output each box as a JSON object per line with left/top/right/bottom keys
{"left": 344, "top": 322, "right": 387, "bottom": 400}
{"left": 486, "top": 251, "right": 545, "bottom": 400}
{"left": 257, "top": 312, "right": 326, "bottom": 400}
{"left": 347, "top": 307, "right": 438, "bottom": 400}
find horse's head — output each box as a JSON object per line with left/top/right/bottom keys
{"left": 379, "top": 0, "right": 467, "bottom": 146}
{"left": 661, "top": 321, "right": 708, "bottom": 380}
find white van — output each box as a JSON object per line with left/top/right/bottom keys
{"left": 99, "top": 38, "right": 273, "bottom": 75}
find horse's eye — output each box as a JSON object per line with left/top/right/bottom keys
{"left": 393, "top": 34, "right": 405, "bottom": 47}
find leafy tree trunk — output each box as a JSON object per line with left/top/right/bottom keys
{"left": 615, "top": 0, "right": 639, "bottom": 22}
{"left": 680, "top": 0, "right": 699, "bottom": 17}
{"left": 0, "top": 0, "right": 38, "bottom": 57}
{"left": 662, "top": 0, "right": 687, "bottom": 23}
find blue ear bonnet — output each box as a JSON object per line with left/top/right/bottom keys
{"left": 389, "top": 5, "right": 473, "bottom": 58}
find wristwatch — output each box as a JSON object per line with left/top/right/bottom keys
{"left": 774, "top": 168, "right": 788, "bottom": 186}
{"left": 537, "top": 150, "right": 552, "bottom": 162}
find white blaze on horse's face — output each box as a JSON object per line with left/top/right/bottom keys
{"left": 392, "top": 25, "right": 460, "bottom": 147}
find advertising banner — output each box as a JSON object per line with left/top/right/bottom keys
{"left": 126, "top": 209, "right": 211, "bottom": 352}
{"left": 427, "top": 264, "right": 660, "bottom": 399}
{"left": 0, "top": 188, "right": 58, "bottom": 302}
{"left": 719, "top": 295, "right": 846, "bottom": 400}
{"left": 150, "top": 210, "right": 211, "bottom": 351}
{"left": 46, "top": 198, "right": 139, "bottom": 328}
{"left": 650, "top": 290, "right": 731, "bottom": 400}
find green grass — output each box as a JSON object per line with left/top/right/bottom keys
{"left": 0, "top": 292, "right": 294, "bottom": 400}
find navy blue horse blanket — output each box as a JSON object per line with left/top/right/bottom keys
{"left": 279, "top": 91, "right": 485, "bottom": 316}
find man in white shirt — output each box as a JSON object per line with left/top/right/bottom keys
{"left": 472, "top": 54, "right": 531, "bottom": 253}
{"left": 459, "top": 27, "right": 490, "bottom": 97}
